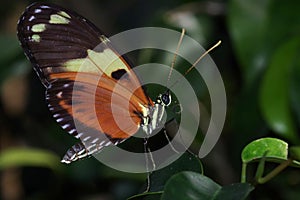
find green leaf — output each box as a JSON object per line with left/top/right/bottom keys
{"left": 289, "top": 146, "right": 300, "bottom": 164}
{"left": 148, "top": 152, "right": 203, "bottom": 192}
{"left": 241, "top": 138, "right": 300, "bottom": 183}
{"left": 127, "top": 191, "right": 163, "bottom": 200}
{"left": 214, "top": 183, "right": 254, "bottom": 200}
{"left": 229, "top": 0, "right": 300, "bottom": 142}
{"left": 260, "top": 38, "right": 300, "bottom": 142}
{"left": 228, "top": 0, "right": 271, "bottom": 84}
{"left": 290, "top": 52, "right": 300, "bottom": 126}
{"left": 128, "top": 153, "right": 202, "bottom": 200}
{"left": 162, "top": 171, "right": 220, "bottom": 200}
{"left": 162, "top": 171, "right": 253, "bottom": 200}
{"left": 241, "top": 138, "right": 288, "bottom": 164}
{"left": 0, "top": 147, "right": 62, "bottom": 172}
{"left": 228, "top": 0, "right": 300, "bottom": 143}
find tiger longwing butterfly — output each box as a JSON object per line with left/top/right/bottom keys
{"left": 17, "top": 2, "right": 171, "bottom": 164}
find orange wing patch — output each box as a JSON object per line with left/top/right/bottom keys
{"left": 48, "top": 72, "right": 149, "bottom": 139}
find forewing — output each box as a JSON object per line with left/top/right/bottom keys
{"left": 17, "top": 2, "right": 150, "bottom": 105}
{"left": 17, "top": 2, "right": 153, "bottom": 163}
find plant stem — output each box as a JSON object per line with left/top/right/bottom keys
{"left": 257, "top": 158, "right": 293, "bottom": 184}
{"left": 241, "top": 163, "right": 247, "bottom": 183}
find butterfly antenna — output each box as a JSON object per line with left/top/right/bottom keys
{"left": 169, "top": 40, "right": 221, "bottom": 89}
{"left": 167, "top": 28, "right": 186, "bottom": 88}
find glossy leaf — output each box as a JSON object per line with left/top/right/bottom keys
{"left": 289, "top": 146, "right": 300, "bottom": 163}
{"left": 241, "top": 138, "right": 300, "bottom": 183}
{"left": 214, "top": 183, "right": 254, "bottom": 200}
{"left": 241, "top": 138, "right": 288, "bottom": 164}
{"left": 128, "top": 153, "right": 202, "bottom": 199}
{"left": 148, "top": 152, "right": 202, "bottom": 192}
{"left": 162, "top": 171, "right": 220, "bottom": 200}
{"left": 162, "top": 171, "right": 253, "bottom": 200}
{"left": 260, "top": 38, "right": 300, "bottom": 142}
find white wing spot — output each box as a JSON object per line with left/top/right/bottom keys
{"left": 63, "top": 83, "right": 70, "bottom": 88}
{"left": 78, "top": 153, "right": 88, "bottom": 159}
{"left": 40, "top": 5, "right": 50, "bottom": 9}
{"left": 87, "top": 144, "right": 96, "bottom": 151}
{"left": 62, "top": 124, "right": 70, "bottom": 129}
{"left": 34, "top": 8, "right": 42, "bottom": 13}
{"left": 83, "top": 136, "right": 91, "bottom": 142}
{"left": 69, "top": 129, "right": 76, "bottom": 134}
{"left": 53, "top": 113, "right": 60, "bottom": 118}
{"left": 61, "top": 160, "right": 69, "bottom": 164}
{"left": 29, "top": 16, "right": 35, "bottom": 21}
{"left": 105, "top": 141, "right": 112, "bottom": 146}
{"left": 91, "top": 138, "right": 99, "bottom": 143}
{"left": 77, "top": 132, "right": 84, "bottom": 138}
{"left": 70, "top": 154, "right": 76, "bottom": 160}
{"left": 56, "top": 91, "right": 63, "bottom": 98}
{"left": 78, "top": 148, "right": 86, "bottom": 155}
{"left": 56, "top": 118, "right": 64, "bottom": 122}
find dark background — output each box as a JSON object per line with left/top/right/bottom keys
{"left": 1, "top": 0, "right": 300, "bottom": 199}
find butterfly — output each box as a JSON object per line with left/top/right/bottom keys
{"left": 17, "top": 2, "right": 172, "bottom": 164}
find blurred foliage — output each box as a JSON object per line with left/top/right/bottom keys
{"left": 1, "top": 0, "right": 300, "bottom": 200}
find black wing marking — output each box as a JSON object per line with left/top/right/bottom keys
{"left": 17, "top": 2, "right": 107, "bottom": 87}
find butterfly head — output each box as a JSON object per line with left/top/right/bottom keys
{"left": 156, "top": 90, "right": 171, "bottom": 107}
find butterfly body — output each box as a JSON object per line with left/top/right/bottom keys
{"left": 17, "top": 3, "right": 171, "bottom": 164}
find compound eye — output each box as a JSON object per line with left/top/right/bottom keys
{"left": 161, "top": 93, "right": 171, "bottom": 106}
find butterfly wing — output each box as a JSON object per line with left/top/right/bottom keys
{"left": 17, "top": 2, "right": 153, "bottom": 163}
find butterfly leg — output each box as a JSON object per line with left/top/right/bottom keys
{"left": 163, "top": 129, "right": 179, "bottom": 154}
{"left": 164, "top": 118, "right": 192, "bottom": 154}
{"left": 143, "top": 137, "right": 153, "bottom": 192}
